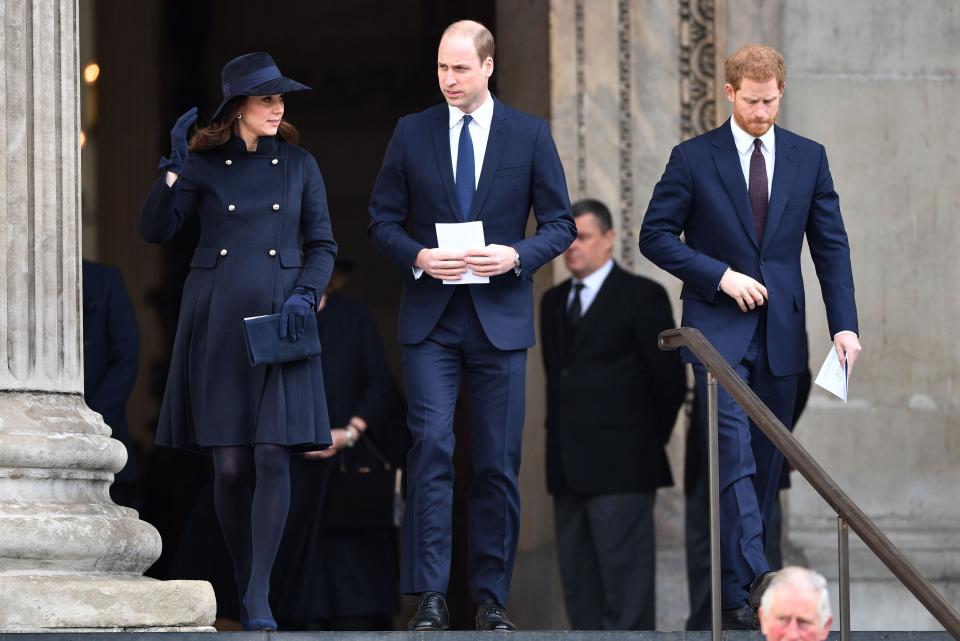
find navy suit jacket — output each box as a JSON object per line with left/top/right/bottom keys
{"left": 639, "top": 120, "right": 858, "bottom": 376}
{"left": 369, "top": 96, "right": 576, "bottom": 350}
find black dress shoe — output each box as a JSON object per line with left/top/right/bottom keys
{"left": 476, "top": 599, "right": 516, "bottom": 631}
{"left": 749, "top": 570, "right": 777, "bottom": 611}
{"left": 721, "top": 604, "right": 759, "bottom": 630}
{"left": 407, "top": 592, "right": 449, "bottom": 631}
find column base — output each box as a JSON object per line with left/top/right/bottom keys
{"left": 0, "top": 574, "right": 216, "bottom": 632}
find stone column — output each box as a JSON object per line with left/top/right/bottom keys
{"left": 0, "top": 0, "right": 215, "bottom": 631}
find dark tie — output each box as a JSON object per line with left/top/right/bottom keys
{"left": 567, "top": 282, "right": 585, "bottom": 331}
{"left": 749, "top": 138, "right": 768, "bottom": 241}
{"left": 456, "top": 114, "right": 475, "bottom": 220}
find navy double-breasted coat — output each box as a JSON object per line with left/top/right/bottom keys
{"left": 141, "top": 134, "right": 337, "bottom": 450}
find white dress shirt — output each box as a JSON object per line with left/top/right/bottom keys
{"left": 567, "top": 259, "right": 614, "bottom": 317}
{"left": 449, "top": 92, "right": 493, "bottom": 188}
{"left": 414, "top": 93, "right": 508, "bottom": 280}
{"left": 730, "top": 118, "right": 774, "bottom": 198}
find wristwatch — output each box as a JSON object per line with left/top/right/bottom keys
{"left": 513, "top": 250, "right": 521, "bottom": 272}
{"left": 344, "top": 426, "right": 357, "bottom": 448}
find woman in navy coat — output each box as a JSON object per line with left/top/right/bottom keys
{"left": 140, "top": 52, "right": 337, "bottom": 631}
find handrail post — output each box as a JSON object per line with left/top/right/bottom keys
{"left": 838, "top": 515, "right": 851, "bottom": 641}
{"left": 708, "top": 371, "right": 722, "bottom": 641}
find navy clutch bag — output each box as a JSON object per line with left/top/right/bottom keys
{"left": 241, "top": 313, "right": 321, "bottom": 366}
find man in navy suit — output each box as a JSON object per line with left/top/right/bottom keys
{"left": 639, "top": 44, "right": 861, "bottom": 629}
{"left": 82, "top": 260, "right": 140, "bottom": 506}
{"left": 369, "top": 20, "right": 575, "bottom": 631}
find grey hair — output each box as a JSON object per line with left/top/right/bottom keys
{"left": 759, "top": 566, "right": 832, "bottom": 627}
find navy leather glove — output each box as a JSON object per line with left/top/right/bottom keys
{"left": 158, "top": 107, "right": 198, "bottom": 174}
{"left": 279, "top": 287, "right": 317, "bottom": 341}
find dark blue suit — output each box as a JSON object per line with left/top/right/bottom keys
{"left": 639, "top": 120, "right": 857, "bottom": 609}
{"left": 82, "top": 260, "right": 140, "bottom": 483}
{"left": 369, "top": 96, "right": 575, "bottom": 605}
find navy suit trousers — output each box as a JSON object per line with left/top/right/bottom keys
{"left": 692, "top": 316, "right": 797, "bottom": 609}
{"left": 400, "top": 287, "right": 526, "bottom": 605}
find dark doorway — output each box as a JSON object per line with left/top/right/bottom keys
{"left": 154, "top": 0, "right": 496, "bottom": 366}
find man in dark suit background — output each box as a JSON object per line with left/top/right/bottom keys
{"left": 368, "top": 20, "right": 576, "bottom": 631}
{"left": 541, "top": 199, "right": 686, "bottom": 630}
{"left": 639, "top": 44, "right": 861, "bottom": 629}
{"left": 82, "top": 260, "right": 140, "bottom": 507}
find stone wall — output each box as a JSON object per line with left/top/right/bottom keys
{"left": 772, "top": 0, "right": 960, "bottom": 630}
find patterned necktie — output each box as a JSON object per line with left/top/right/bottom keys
{"left": 749, "top": 138, "right": 768, "bottom": 241}
{"left": 456, "top": 114, "right": 475, "bottom": 221}
{"left": 567, "top": 282, "right": 585, "bottom": 331}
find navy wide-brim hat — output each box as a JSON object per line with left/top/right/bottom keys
{"left": 211, "top": 52, "right": 310, "bottom": 122}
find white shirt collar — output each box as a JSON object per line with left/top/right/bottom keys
{"left": 573, "top": 258, "right": 614, "bottom": 292}
{"left": 448, "top": 92, "right": 494, "bottom": 130}
{"left": 730, "top": 117, "right": 776, "bottom": 156}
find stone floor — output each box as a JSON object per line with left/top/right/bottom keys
{"left": 1, "top": 632, "right": 954, "bottom": 640}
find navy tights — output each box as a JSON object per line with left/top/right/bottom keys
{"left": 212, "top": 444, "right": 291, "bottom": 624}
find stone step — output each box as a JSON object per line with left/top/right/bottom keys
{"left": 0, "top": 632, "right": 953, "bottom": 640}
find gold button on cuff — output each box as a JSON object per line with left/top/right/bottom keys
{"left": 227, "top": 204, "right": 236, "bottom": 212}
{"left": 268, "top": 249, "right": 277, "bottom": 256}
{"left": 219, "top": 249, "right": 228, "bottom": 256}
{"left": 272, "top": 203, "right": 280, "bottom": 211}
{"left": 271, "top": 158, "right": 279, "bottom": 165}
{"left": 225, "top": 159, "right": 232, "bottom": 166}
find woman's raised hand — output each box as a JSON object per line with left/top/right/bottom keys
{"left": 159, "top": 107, "right": 198, "bottom": 176}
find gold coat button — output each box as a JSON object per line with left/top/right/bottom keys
{"left": 227, "top": 204, "right": 236, "bottom": 212}
{"left": 225, "top": 159, "right": 232, "bottom": 166}
{"left": 271, "top": 158, "right": 279, "bottom": 165}
{"left": 272, "top": 203, "right": 280, "bottom": 211}
{"left": 268, "top": 249, "right": 277, "bottom": 257}
{"left": 220, "top": 249, "right": 228, "bottom": 256}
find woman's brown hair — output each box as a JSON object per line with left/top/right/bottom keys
{"left": 188, "top": 96, "right": 300, "bottom": 152}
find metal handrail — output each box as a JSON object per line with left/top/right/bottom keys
{"left": 659, "top": 327, "right": 960, "bottom": 640}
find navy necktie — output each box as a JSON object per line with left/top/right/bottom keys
{"left": 749, "top": 138, "right": 768, "bottom": 241}
{"left": 456, "top": 115, "right": 475, "bottom": 221}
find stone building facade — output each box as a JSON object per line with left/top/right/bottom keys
{"left": 3, "top": 0, "right": 955, "bottom": 631}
